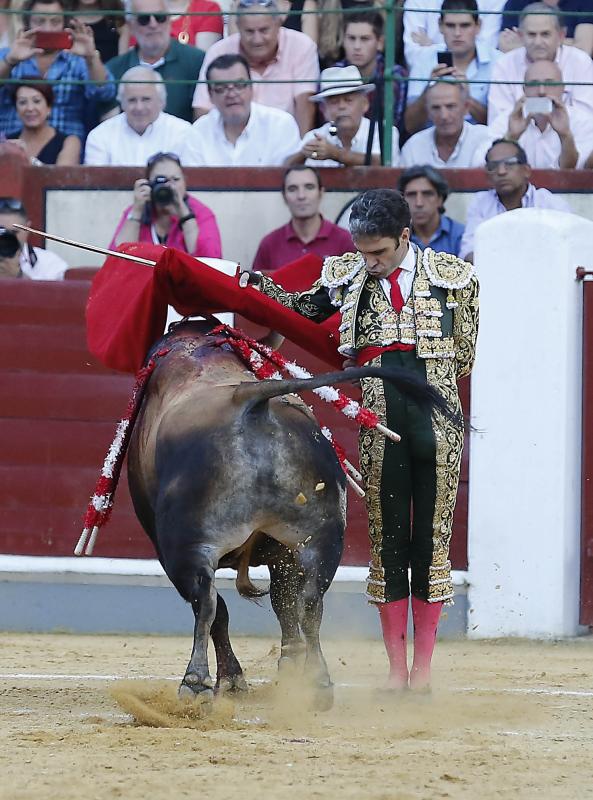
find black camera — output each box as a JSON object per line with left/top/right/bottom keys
{"left": 149, "top": 176, "right": 175, "bottom": 207}
{"left": 0, "top": 227, "right": 21, "bottom": 259}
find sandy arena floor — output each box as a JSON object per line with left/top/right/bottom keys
{"left": 0, "top": 632, "right": 592, "bottom": 800}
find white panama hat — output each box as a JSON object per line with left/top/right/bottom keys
{"left": 310, "top": 65, "right": 375, "bottom": 103}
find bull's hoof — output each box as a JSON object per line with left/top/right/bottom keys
{"left": 216, "top": 674, "right": 248, "bottom": 694}
{"left": 312, "top": 682, "right": 334, "bottom": 712}
{"left": 178, "top": 674, "right": 215, "bottom": 703}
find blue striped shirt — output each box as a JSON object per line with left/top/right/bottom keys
{"left": 0, "top": 49, "right": 116, "bottom": 139}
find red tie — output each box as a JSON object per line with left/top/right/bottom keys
{"left": 388, "top": 267, "right": 404, "bottom": 312}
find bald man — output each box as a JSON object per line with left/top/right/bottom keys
{"left": 488, "top": 59, "right": 593, "bottom": 169}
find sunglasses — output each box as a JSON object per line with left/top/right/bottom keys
{"left": 238, "top": 0, "right": 275, "bottom": 7}
{"left": 135, "top": 13, "right": 167, "bottom": 25}
{"left": 0, "top": 198, "right": 25, "bottom": 212}
{"left": 485, "top": 156, "right": 526, "bottom": 173}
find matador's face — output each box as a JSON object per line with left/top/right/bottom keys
{"left": 353, "top": 231, "right": 410, "bottom": 280}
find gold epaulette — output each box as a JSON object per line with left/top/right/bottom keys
{"left": 422, "top": 247, "right": 475, "bottom": 291}
{"left": 321, "top": 251, "right": 365, "bottom": 289}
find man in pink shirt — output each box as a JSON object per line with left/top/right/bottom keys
{"left": 253, "top": 166, "right": 354, "bottom": 271}
{"left": 192, "top": 0, "right": 320, "bottom": 134}
{"left": 488, "top": 2, "right": 593, "bottom": 122}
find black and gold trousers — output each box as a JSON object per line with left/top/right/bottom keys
{"left": 359, "top": 350, "right": 464, "bottom": 605}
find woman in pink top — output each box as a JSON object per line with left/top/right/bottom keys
{"left": 110, "top": 151, "right": 222, "bottom": 258}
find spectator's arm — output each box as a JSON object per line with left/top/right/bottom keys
{"left": 192, "top": 50, "right": 214, "bottom": 118}
{"left": 294, "top": 92, "right": 315, "bottom": 136}
{"left": 57, "top": 134, "right": 81, "bottom": 166}
{"left": 549, "top": 98, "right": 578, "bottom": 169}
{"left": 573, "top": 23, "right": 593, "bottom": 56}
{"left": 466, "top": 97, "right": 487, "bottom": 125}
{"left": 458, "top": 197, "right": 487, "bottom": 262}
{"left": 0, "top": 32, "right": 40, "bottom": 79}
{"left": 300, "top": 0, "right": 319, "bottom": 44}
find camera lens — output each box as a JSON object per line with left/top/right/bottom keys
{"left": 150, "top": 178, "right": 175, "bottom": 207}
{"left": 0, "top": 228, "right": 21, "bottom": 259}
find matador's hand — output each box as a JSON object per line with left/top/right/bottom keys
{"left": 238, "top": 269, "right": 263, "bottom": 289}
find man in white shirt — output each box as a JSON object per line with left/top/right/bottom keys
{"left": 403, "top": 0, "right": 505, "bottom": 73}
{"left": 405, "top": 0, "right": 500, "bottom": 133}
{"left": 459, "top": 139, "right": 571, "bottom": 262}
{"left": 284, "top": 65, "right": 400, "bottom": 167}
{"left": 400, "top": 81, "right": 492, "bottom": 168}
{"left": 488, "top": 2, "right": 593, "bottom": 122}
{"left": 488, "top": 60, "right": 593, "bottom": 168}
{"left": 192, "top": 0, "right": 319, "bottom": 135}
{"left": 181, "top": 54, "right": 301, "bottom": 166}
{"left": 84, "top": 67, "right": 191, "bottom": 166}
{"left": 0, "top": 198, "right": 67, "bottom": 280}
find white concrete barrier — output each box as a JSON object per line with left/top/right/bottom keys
{"left": 468, "top": 208, "right": 593, "bottom": 638}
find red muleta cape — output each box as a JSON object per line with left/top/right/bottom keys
{"left": 86, "top": 243, "right": 343, "bottom": 374}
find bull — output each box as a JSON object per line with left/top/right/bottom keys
{"left": 127, "top": 319, "right": 453, "bottom": 709}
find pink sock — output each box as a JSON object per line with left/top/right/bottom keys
{"left": 410, "top": 596, "right": 442, "bottom": 689}
{"left": 378, "top": 597, "right": 409, "bottom": 689}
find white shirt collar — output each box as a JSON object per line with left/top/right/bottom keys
{"left": 399, "top": 243, "right": 416, "bottom": 273}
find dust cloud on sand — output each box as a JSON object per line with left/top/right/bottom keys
{"left": 0, "top": 633, "right": 592, "bottom": 800}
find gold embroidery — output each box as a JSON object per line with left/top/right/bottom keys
{"left": 359, "top": 363, "right": 387, "bottom": 604}
{"left": 259, "top": 276, "right": 325, "bottom": 319}
{"left": 321, "top": 252, "right": 365, "bottom": 288}
{"left": 453, "top": 277, "right": 480, "bottom": 378}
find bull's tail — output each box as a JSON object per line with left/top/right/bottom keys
{"left": 235, "top": 533, "right": 269, "bottom": 600}
{"left": 233, "top": 365, "right": 461, "bottom": 426}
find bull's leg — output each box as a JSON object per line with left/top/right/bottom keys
{"left": 178, "top": 557, "right": 218, "bottom": 701}
{"left": 296, "top": 531, "right": 343, "bottom": 711}
{"left": 210, "top": 592, "right": 248, "bottom": 693}
{"left": 269, "top": 550, "right": 305, "bottom": 670}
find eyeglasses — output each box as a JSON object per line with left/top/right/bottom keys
{"left": 147, "top": 151, "right": 181, "bottom": 168}
{"left": 210, "top": 81, "right": 251, "bottom": 95}
{"left": 237, "top": 0, "right": 276, "bottom": 8}
{"left": 135, "top": 13, "right": 168, "bottom": 25}
{"left": 485, "top": 156, "right": 526, "bottom": 173}
{"left": 0, "top": 198, "right": 25, "bottom": 212}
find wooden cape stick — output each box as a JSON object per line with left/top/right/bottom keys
{"left": 12, "top": 223, "right": 157, "bottom": 266}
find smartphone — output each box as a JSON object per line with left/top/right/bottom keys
{"left": 524, "top": 96, "right": 553, "bottom": 116}
{"left": 437, "top": 51, "right": 454, "bottom": 67}
{"left": 34, "top": 30, "right": 73, "bottom": 51}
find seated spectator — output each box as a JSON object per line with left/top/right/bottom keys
{"left": 110, "top": 151, "right": 222, "bottom": 257}
{"left": 400, "top": 81, "right": 492, "bottom": 168}
{"left": 0, "top": 0, "right": 115, "bottom": 138}
{"left": 0, "top": 196, "right": 68, "bottom": 279}
{"left": 333, "top": 10, "right": 408, "bottom": 135}
{"left": 459, "top": 138, "right": 571, "bottom": 262}
{"left": 164, "top": 0, "right": 222, "bottom": 51}
{"left": 181, "top": 54, "right": 301, "bottom": 166}
{"left": 403, "top": 0, "right": 504, "bottom": 73}
{"left": 104, "top": 0, "right": 205, "bottom": 123}
{"left": 397, "top": 164, "right": 465, "bottom": 256}
{"left": 405, "top": 0, "right": 499, "bottom": 134}
{"left": 7, "top": 81, "right": 81, "bottom": 163}
{"left": 70, "top": 0, "right": 129, "bottom": 63}
{"left": 488, "top": 2, "right": 593, "bottom": 122}
{"left": 499, "top": 0, "right": 593, "bottom": 56}
{"left": 84, "top": 67, "right": 191, "bottom": 164}
{"left": 285, "top": 65, "right": 400, "bottom": 167}
{"left": 488, "top": 60, "right": 593, "bottom": 168}
{"left": 193, "top": 0, "right": 320, "bottom": 135}
{"left": 253, "top": 165, "right": 354, "bottom": 270}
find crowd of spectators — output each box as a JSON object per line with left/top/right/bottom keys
{"left": 0, "top": 0, "right": 591, "bottom": 274}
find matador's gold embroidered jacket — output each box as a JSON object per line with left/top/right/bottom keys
{"left": 259, "top": 245, "right": 479, "bottom": 380}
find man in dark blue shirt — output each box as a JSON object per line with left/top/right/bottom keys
{"left": 397, "top": 165, "right": 465, "bottom": 257}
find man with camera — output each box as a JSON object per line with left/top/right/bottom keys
{"left": 487, "top": 60, "right": 593, "bottom": 169}
{"left": 109, "top": 152, "right": 222, "bottom": 258}
{"left": 0, "top": 0, "right": 115, "bottom": 139}
{"left": 0, "top": 197, "right": 68, "bottom": 280}
{"left": 404, "top": 0, "right": 499, "bottom": 135}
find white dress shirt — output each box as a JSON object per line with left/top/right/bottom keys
{"left": 459, "top": 184, "right": 571, "bottom": 259}
{"left": 301, "top": 118, "right": 400, "bottom": 167}
{"left": 487, "top": 45, "right": 593, "bottom": 124}
{"left": 488, "top": 104, "right": 593, "bottom": 169}
{"left": 403, "top": 0, "right": 505, "bottom": 73}
{"left": 84, "top": 112, "right": 192, "bottom": 166}
{"left": 21, "top": 245, "right": 68, "bottom": 280}
{"left": 400, "top": 120, "right": 492, "bottom": 168}
{"left": 181, "top": 102, "right": 302, "bottom": 167}
{"left": 379, "top": 242, "right": 417, "bottom": 305}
